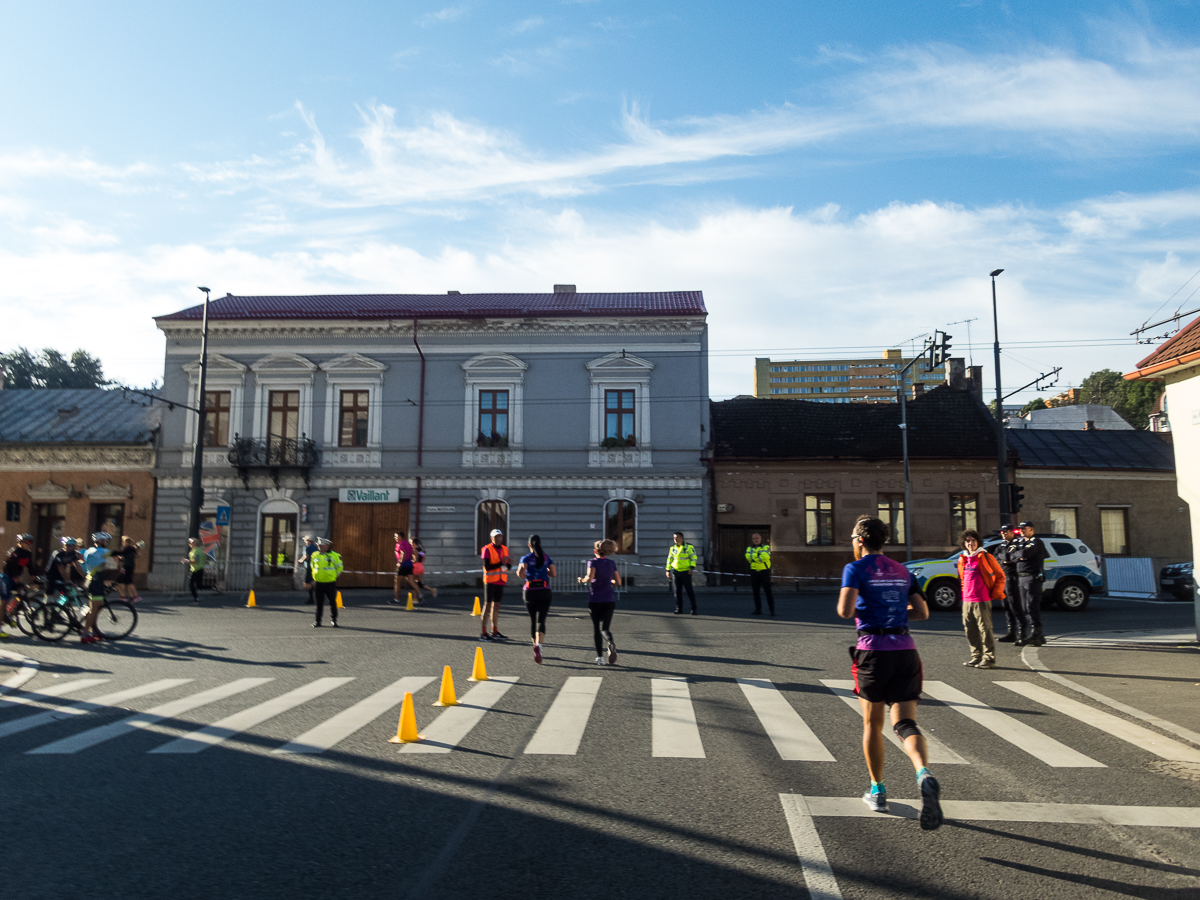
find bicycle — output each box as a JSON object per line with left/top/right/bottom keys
{"left": 29, "top": 583, "right": 138, "bottom": 643}
{"left": 2, "top": 580, "right": 48, "bottom": 637}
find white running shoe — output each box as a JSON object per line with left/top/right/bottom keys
{"left": 595, "top": 656, "right": 606, "bottom": 666}
{"left": 862, "top": 788, "right": 888, "bottom": 813}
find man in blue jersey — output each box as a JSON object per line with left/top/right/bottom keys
{"left": 837, "top": 515, "right": 943, "bottom": 831}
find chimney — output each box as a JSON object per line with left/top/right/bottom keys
{"left": 1083, "top": 420, "right": 1095, "bottom": 431}
{"left": 553, "top": 284, "right": 576, "bottom": 294}
{"left": 911, "top": 383, "right": 925, "bottom": 399}
{"left": 447, "top": 290, "right": 461, "bottom": 295}
{"left": 967, "top": 365, "right": 984, "bottom": 398}
{"left": 944, "top": 358, "right": 966, "bottom": 390}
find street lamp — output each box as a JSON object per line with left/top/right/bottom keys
{"left": 186, "top": 286, "right": 212, "bottom": 542}
{"left": 990, "top": 270, "right": 1009, "bottom": 527}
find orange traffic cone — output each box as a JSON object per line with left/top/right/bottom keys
{"left": 406, "top": 591, "right": 414, "bottom": 611}
{"left": 335, "top": 591, "right": 344, "bottom": 608}
{"left": 387, "top": 692, "right": 423, "bottom": 743}
{"left": 245, "top": 590, "right": 257, "bottom": 608}
{"left": 470, "top": 596, "right": 481, "bottom": 616}
{"left": 467, "top": 646, "right": 489, "bottom": 682}
{"left": 433, "top": 666, "right": 458, "bottom": 707}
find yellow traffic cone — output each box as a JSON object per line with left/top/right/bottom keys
{"left": 335, "top": 591, "right": 344, "bottom": 608}
{"left": 387, "top": 691, "right": 423, "bottom": 743}
{"left": 467, "top": 646, "right": 489, "bottom": 682}
{"left": 406, "top": 591, "right": 414, "bottom": 611}
{"left": 470, "top": 596, "right": 481, "bottom": 616}
{"left": 433, "top": 665, "right": 458, "bottom": 707}
{"left": 246, "top": 590, "right": 256, "bottom": 608}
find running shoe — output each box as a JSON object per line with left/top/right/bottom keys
{"left": 533, "top": 644, "right": 543, "bottom": 665}
{"left": 862, "top": 788, "right": 888, "bottom": 813}
{"left": 918, "top": 774, "right": 943, "bottom": 831}
{"left": 331, "top": 620, "right": 339, "bottom": 628}
{"left": 962, "top": 660, "right": 979, "bottom": 667}
{"left": 481, "top": 632, "right": 493, "bottom": 642}
{"left": 976, "top": 659, "right": 995, "bottom": 668}
{"left": 312, "top": 622, "right": 322, "bottom": 628}
{"left": 606, "top": 636, "right": 618, "bottom": 666}
{"left": 491, "top": 630, "right": 506, "bottom": 640}
{"left": 595, "top": 656, "right": 607, "bottom": 666}
{"left": 389, "top": 598, "right": 400, "bottom": 605}
{"left": 129, "top": 596, "right": 142, "bottom": 604}
{"left": 81, "top": 634, "right": 100, "bottom": 645}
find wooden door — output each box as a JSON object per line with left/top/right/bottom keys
{"left": 330, "top": 501, "right": 409, "bottom": 588}
{"left": 718, "top": 525, "right": 771, "bottom": 586}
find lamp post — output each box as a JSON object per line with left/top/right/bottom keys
{"left": 990, "top": 269, "right": 1009, "bottom": 527}
{"left": 186, "top": 286, "right": 212, "bottom": 541}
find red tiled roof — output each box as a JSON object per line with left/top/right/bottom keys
{"left": 155, "top": 291, "right": 707, "bottom": 322}
{"left": 1128, "top": 313, "right": 1200, "bottom": 379}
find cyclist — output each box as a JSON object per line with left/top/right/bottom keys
{"left": 3, "top": 534, "right": 35, "bottom": 625}
{"left": 46, "top": 536, "right": 85, "bottom": 600}
{"left": 80, "top": 532, "right": 116, "bottom": 644}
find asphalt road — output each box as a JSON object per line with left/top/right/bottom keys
{"left": 1, "top": 586, "right": 1198, "bottom": 900}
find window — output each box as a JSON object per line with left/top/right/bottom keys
{"left": 950, "top": 493, "right": 978, "bottom": 537}
{"left": 91, "top": 503, "right": 125, "bottom": 540}
{"left": 477, "top": 390, "right": 509, "bottom": 447}
{"left": 805, "top": 494, "right": 834, "bottom": 545}
{"left": 268, "top": 390, "right": 300, "bottom": 443}
{"left": 1100, "top": 508, "right": 1129, "bottom": 555}
{"left": 476, "top": 499, "right": 509, "bottom": 551}
{"left": 5, "top": 501, "right": 19, "bottom": 522}
{"left": 605, "top": 499, "right": 636, "bottom": 554}
{"left": 1051, "top": 542, "right": 1077, "bottom": 556}
{"left": 1048, "top": 507, "right": 1078, "bottom": 538}
{"left": 260, "top": 513, "right": 297, "bottom": 575}
{"left": 877, "top": 494, "right": 906, "bottom": 544}
{"left": 31, "top": 502, "right": 66, "bottom": 571}
{"left": 338, "top": 390, "right": 370, "bottom": 448}
{"left": 203, "top": 390, "right": 231, "bottom": 447}
{"left": 605, "top": 390, "right": 636, "bottom": 445}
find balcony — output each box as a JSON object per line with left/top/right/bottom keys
{"left": 228, "top": 435, "right": 320, "bottom": 487}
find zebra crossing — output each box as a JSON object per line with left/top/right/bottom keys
{"left": 0, "top": 671, "right": 1196, "bottom": 765}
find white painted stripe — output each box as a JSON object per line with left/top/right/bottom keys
{"left": 795, "top": 795, "right": 1200, "bottom": 827}
{"left": 0, "top": 649, "right": 39, "bottom": 693}
{"left": 0, "top": 679, "right": 110, "bottom": 709}
{"left": 524, "top": 677, "right": 602, "bottom": 755}
{"left": 401, "top": 676, "right": 518, "bottom": 754}
{"left": 922, "top": 681, "right": 1104, "bottom": 768}
{"left": 996, "top": 681, "right": 1200, "bottom": 763}
{"left": 738, "top": 679, "right": 835, "bottom": 761}
{"left": 274, "top": 675, "right": 436, "bottom": 755}
{"left": 27, "top": 678, "right": 271, "bottom": 754}
{"left": 778, "top": 795, "right": 844, "bottom": 900}
{"left": 820, "top": 680, "right": 968, "bottom": 765}
{"left": 0, "top": 679, "right": 191, "bottom": 741}
{"left": 651, "top": 677, "right": 705, "bottom": 759}
{"left": 149, "top": 678, "right": 354, "bottom": 754}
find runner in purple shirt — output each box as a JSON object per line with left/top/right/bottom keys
{"left": 579, "top": 539, "right": 621, "bottom": 665}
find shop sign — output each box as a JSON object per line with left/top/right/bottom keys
{"left": 339, "top": 487, "right": 399, "bottom": 503}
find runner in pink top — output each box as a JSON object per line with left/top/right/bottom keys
{"left": 955, "top": 529, "right": 1005, "bottom": 669}
{"left": 392, "top": 532, "right": 420, "bottom": 604}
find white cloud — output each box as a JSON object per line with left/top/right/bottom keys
{"left": 418, "top": 6, "right": 466, "bottom": 27}
{"left": 507, "top": 16, "right": 544, "bottom": 35}
{"left": 0, "top": 150, "right": 153, "bottom": 190}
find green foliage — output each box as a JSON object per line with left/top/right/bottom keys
{"left": 0, "top": 347, "right": 110, "bottom": 390}
{"left": 1019, "top": 397, "right": 1047, "bottom": 415}
{"left": 1070, "top": 368, "right": 1164, "bottom": 429}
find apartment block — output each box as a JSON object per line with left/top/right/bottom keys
{"left": 753, "top": 350, "right": 945, "bottom": 403}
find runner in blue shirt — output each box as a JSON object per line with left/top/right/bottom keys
{"left": 837, "top": 515, "right": 943, "bottom": 830}
{"left": 515, "top": 534, "right": 556, "bottom": 665}
{"left": 579, "top": 539, "right": 621, "bottom": 666}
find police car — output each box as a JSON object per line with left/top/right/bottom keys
{"left": 904, "top": 535, "right": 1104, "bottom": 613}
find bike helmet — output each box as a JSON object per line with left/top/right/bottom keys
{"left": 62, "top": 536, "right": 78, "bottom": 546}
{"left": 91, "top": 532, "right": 112, "bottom": 543}
{"left": 16, "top": 533, "right": 33, "bottom": 543}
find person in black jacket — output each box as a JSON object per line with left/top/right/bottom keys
{"left": 993, "top": 525, "right": 1021, "bottom": 643}
{"left": 1013, "top": 522, "right": 1048, "bottom": 647}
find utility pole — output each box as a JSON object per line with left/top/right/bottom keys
{"left": 990, "top": 269, "right": 1009, "bottom": 526}
{"left": 186, "top": 287, "right": 212, "bottom": 541}
{"left": 898, "top": 331, "right": 952, "bottom": 561}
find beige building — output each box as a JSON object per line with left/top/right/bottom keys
{"left": 754, "top": 349, "right": 945, "bottom": 403}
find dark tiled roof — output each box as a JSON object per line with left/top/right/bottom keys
{"left": 1133, "top": 313, "right": 1200, "bottom": 372}
{"left": 155, "top": 291, "right": 707, "bottom": 322}
{"left": 1008, "top": 429, "right": 1174, "bottom": 471}
{"left": 711, "top": 386, "right": 998, "bottom": 460}
{"left": 0, "top": 390, "right": 161, "bottom": 444}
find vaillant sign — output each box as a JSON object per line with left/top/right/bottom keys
{"left": 339, "top": 487, "right": 398, "bottom": 503}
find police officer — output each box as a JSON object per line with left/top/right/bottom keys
{"left": 1013, "top": 521, "right": 1047, "bottom": 647}
{"left": 745, "top": 532, "right": 775, "bottom": 616}
{"left": 310, "top": 537, "right": 344, "bottom": 628}
{"left": 993, "top": 524, "right": 1021, "bottom": 642}
{"left": 666, "top": 532, "right": 698, "bottom": 615}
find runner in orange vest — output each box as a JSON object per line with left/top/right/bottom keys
{"left": 479, "top": 528, "right": 510, "bottom": 641}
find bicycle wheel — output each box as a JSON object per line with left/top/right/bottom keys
{"left": 30, "top": 602, "right": 72, "bottom": 643}
{"left": 13, "top": 595, "right": 40, "bottom": 636}
{"left": 94, "top": 600, "right": 137, "bottom": 640}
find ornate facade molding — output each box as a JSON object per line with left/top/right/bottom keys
{"left": 0, "top": 445, "right": 155, "bottom": 471}
{"left": 27, "top": 479, "right": 71, "bottom": 501}
{"left": 86, "top": 481, "right": 133, "bottom": 501}
{"left": 322, "top": 450, "right": 383, "bottom": 468}
{"left": 589, "top": 448, "right": 653, "bottom": 468}
{"left": 461, "top": 448, "right": 524, "bottom": 469}
{"left": 156, "top": 474, "right": 703, "bottom": 492}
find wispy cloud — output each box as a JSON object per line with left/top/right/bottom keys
{"left": 418, "top": 6, "right": 466, "bottom": 27}
{"left": 507, "top": 16, "right": 544, "bottom": 35}
{"left": 0, "top": 150, "right": 153, "bottom": 190}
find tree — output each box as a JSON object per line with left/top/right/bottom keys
{"left": 0, "top": 347, "right": 110, "bottom": 389}
{"left": 1019, "top": 397, "right": 1047, "bottom": 416}
{"left": 1069, "top": 368, "right": 1164, "bottom": 430}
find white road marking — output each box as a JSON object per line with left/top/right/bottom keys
{"left": 738, "top": 679, "right": 835, "bottom": 761}
{"left": 524, "top": 677, "right": 602, "bottom": 755}
{"left": 651, "top": 677, "right": 705, "bottom": 759}
{"left": 995, "top": 681, "right": 1200, "bottom": 763}
{"left": 794, "top": 795, "right": 1200, "bottom": 827}
{"left": 0, "top": 649, "right": 39, "bottom": 693}
{"left": 149, "top": 678, "right": 355, "bottom": 754}
{"left": 400, "top": 676, "right": 518, "bottom": 754}
{"left": 779, "top": 794, "right": 844, "bottom": 900}
{"left": 26, "top": 678, "right": 271, "bottom": 754}
{"left": 0, "top": 679, "right": 191, "bottom": 741}
{"left": 922, "top": 681, "right": 1104, "bottom": 768}
{"left": 0, "top": 679, "right": 110, "bottom": 709}
{"left": 820, "top": 680, "right": 968, "bottom": 765}
{"left": 275, "top": 675, "right": 436, "bottom": 755}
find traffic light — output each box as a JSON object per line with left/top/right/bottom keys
{"left": 1008, "top": 483, "right": 1025, "bottom": 514}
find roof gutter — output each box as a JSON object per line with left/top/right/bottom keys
{"left": 1124, "top": 347, "right": 1200, "bottom": 381}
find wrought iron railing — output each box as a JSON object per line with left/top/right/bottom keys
{"left": 228, "top": 435, "right": 320, "bottom": 486}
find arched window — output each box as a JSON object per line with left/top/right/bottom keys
{"left": 476, "top": 499, "right": 509, "bottom": 551}
{"left": 605, "top": 499, "right": 636, "bottom": 554}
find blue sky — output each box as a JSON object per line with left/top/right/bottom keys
{"left": 2, "top": 0, "right": 1199, "bottom": 400}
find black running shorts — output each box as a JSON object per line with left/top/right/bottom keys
{"left": 485, "top": 583, "right": 505, "bottom": 604}
{"left": 851, "top": 647, "right": 923, "bottom": 704}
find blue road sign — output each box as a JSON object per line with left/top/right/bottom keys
{"left": 215, "top": 505, "right": 232, "bottom": 526}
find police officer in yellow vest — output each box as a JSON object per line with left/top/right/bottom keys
{"left": 310, "top": 536, "right": 344, "bottom": 628}
{"left": 745, "top": 532, "right": 775, "bottom": 616}
{"left": 666, "top": 532, "right": 698, "bottom": 615}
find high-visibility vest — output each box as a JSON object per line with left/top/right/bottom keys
{"left": 310, "top": 551, "right": 343, "bottom": 583}
{"left": 481, "top": 544, "right": 509, "bottom": 584}
{"left": 666, "top": 543, "right": 697, "bottom": 572}
{"left": 746, "top": 544, "right": 771, "bottom": 571}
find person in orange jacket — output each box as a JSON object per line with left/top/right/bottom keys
{"left": 956, "top": 529, "right": 1006, "bottom": 668}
